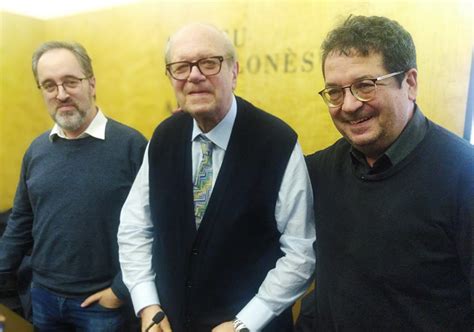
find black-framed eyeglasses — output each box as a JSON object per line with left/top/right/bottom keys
{"left": 38, "top": 76, "right": 90, "bottom": 95}
{"left": 166, "top": 56, "right": 231, "bottom": 81}
{"left": 318, "top": 71, "right": 405, "bottom": 108}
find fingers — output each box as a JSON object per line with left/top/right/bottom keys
{"left": 159, "top": 316, "right": 172, "bottom": 332}
{"left": 143, "top": 321, "right": 168, "bottom": 332}
{"left": 211, "top": 321, "right": 234, "bottom": 332}
{"left": 80, "top": 292, "right": 101, "bottom": 307}
{"left": 145, "top": 325, "right": 161, "bottom": 332}
{"left": 98, "top": 288, "right": 123, "bottom": 309}
{"left": 143, "top": 325, "right": 161, "bottom": 332}
{"left": 140, "top": 305, "right": 164, "bottom": 332}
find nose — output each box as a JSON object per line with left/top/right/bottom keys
{"left": 187, "top": 65, "right": 206, "bottom": 83}
{"left": 55, "top": 85, "right": 70, "bottom": 101}
{"left": 340, "top": 87, "right": 363, "bottom": 113}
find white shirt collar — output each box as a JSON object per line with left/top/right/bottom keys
{"left": 191, "top": 95, "right": 237, "bottom": 151}
{"left": 49, "top": 108, "right": 108, "bottom": 141}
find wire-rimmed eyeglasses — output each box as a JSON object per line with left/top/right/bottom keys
{"left": 318, "top": 71, "right": 405, "bottom": 108}
{"left": 38, "top": 76, "right": 90, "bottom": 95}
{"left": 166, "top": 56, "right": 232, "bottom": 81}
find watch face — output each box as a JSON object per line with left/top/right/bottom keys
{"left": 234, "top": 324, "right": 250, "bottom": 332}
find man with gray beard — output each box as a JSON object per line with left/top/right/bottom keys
{"left": 0, "top": 41, "right": 147, "bottom": 331}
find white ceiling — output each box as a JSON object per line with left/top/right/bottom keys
{"left": 0, "top": 0, "right": 141, "bottom": 19}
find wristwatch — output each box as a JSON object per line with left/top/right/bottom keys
{"left": 233, "top": 318, "right": 250, "bottom": 332}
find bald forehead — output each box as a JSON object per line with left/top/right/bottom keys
{"left": 167, "top": 23, "right": 232, "bottom": 62}
{"left": 172, "top": 23, "right": 223, "bottom": 40}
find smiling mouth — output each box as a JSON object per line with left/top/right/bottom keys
{"left": 349, "top": 116, "right": 372, "bottom": 125}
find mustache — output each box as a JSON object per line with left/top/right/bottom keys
{"left": 341, "top": 106, "right": 370, "bottom": 121}
{"left": 56, "top": 100, "right": 78, "bottom": 110}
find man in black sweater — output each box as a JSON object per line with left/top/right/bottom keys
{"left": 307, "top": 15, "right": 474, "bottom": 331}
{"left": 0, "top": 41, "right": 147, "bottom": 331}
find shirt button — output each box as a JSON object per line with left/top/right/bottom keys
{"left": 186, "top": 281, "right": 192, "bottom": 288}
{"left": 191, "top": 248, "right": 198, "bottom": 255}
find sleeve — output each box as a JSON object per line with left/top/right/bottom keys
{"left": 236, "top": 142, "right": 316, "bottom": 331}
{"left": 454, "top": 152, "right": 474, "bottom": 319}
{"left": 117, "top": 143, "right": 160, "bottom": 315}
{"left": 110, "top": 271, "right": 129, "bottom": 301}
{"left": 111, "top": 133, "right": 148, "bottom": 301}
{"left": 0, "top": 152, "right": 34, "bottom": 285}
{"left": 129, "top": 134, "right": 148, "bottom": 178}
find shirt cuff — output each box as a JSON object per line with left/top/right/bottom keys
{"left": 236, "top": 297, "right": 276, "bottom": 331}
{"left": 129, "top": 280, "right": 160, "bottom": 316}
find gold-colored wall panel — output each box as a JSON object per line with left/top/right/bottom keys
{"left": 0, "top": 12, "right": 48, "bottom": 210}
{"left": 1, "top": 0, "right": 473, "bottom": 212}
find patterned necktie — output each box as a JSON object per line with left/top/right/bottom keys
{"left": 193, "top": 135, "right": 214, "bottom": 229}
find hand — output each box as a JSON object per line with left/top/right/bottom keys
{"left": 140, "top": 305, "right": 172, "bottom": 332}
{"left": 212, "top": 321, "right": 235, "bottom": 332}
{"left": 80, "top": 287, "right": 123, "bottom": 309}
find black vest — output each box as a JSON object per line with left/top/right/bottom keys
{"left": 148, "top": 97, "right": 297, "bottom": 331}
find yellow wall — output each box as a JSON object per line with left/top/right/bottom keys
{"left": 0, "top": 12, "right": 47, "bottom": 210}
{"left": 1, "top": 0, "right": 473, "bottom": 212}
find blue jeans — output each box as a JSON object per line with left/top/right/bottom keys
{"left": 31, "top": 285, "right": 125, "bottom": 331}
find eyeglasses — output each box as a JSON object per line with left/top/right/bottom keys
{"left": 166, "top": 56, "right": 231, "bottom": 81}
{"left": 38, "top": 76, "right": 90, "bottom": 95}
{"left": 318, "top": 71, "right": 405, "bottom": 108}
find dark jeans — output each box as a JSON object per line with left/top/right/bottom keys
{"left": 31, "top": 285, "right": 126, "bottom": 331}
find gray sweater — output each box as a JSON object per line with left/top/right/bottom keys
{"left": 0, "top": 119, "right": 147, "bottom": 299}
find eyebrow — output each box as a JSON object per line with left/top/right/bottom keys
{"left": 40, "top": 75, "right": 83, "bottom": 84}
{"left": 325, "top": 74, "right": 377, "bottom": 87}
{"left": 171, "top": 54, "right": 219, "bottom": 62}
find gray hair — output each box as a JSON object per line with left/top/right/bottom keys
{"left": 32, "top": 41, "right": 94, "bottom": 86}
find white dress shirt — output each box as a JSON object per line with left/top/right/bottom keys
{"left": 118, "top": 96, "right": 316, "bottom": 331}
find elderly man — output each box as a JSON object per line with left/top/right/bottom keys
{"left": 307, "top": 15, "right": 474, "bottom": 330}
{"left": 0, "top": 41, "right": 147, "bottom": 331}
{"left": 118, "top": 23, "right": 315, "bottom": 332}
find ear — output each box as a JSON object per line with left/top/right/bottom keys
{"left": 405, "top": 68, "right": 417, "bottom": 101}
{"left": 231, "top": 61, "right": 239, "bottom": 91}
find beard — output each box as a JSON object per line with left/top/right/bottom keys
{"left": 53, "top": 107, "right": 87, "bottom": 132}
